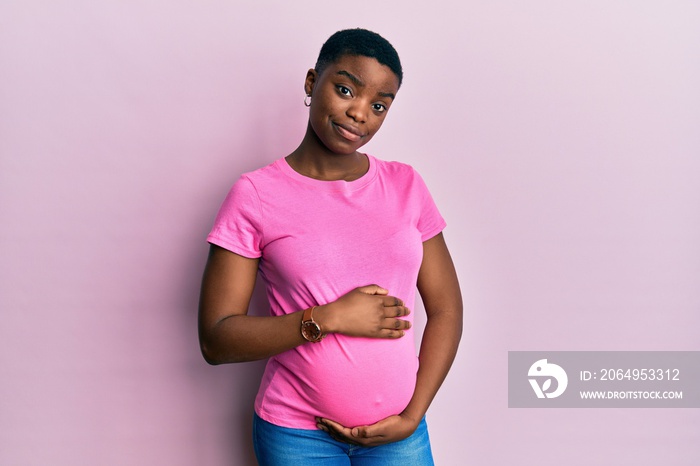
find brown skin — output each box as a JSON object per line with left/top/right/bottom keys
{"left": 198, "top": 54, "right": 463, "bottom": 446}
{"left": 286, "top": 54, "right": 399, "bottom": 179}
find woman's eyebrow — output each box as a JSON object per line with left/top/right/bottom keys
{"left": 337, "top": 70, "right": 395, "bottom": 100}
{"left": 337, "top": 70, "right": 364, "bottom": 87}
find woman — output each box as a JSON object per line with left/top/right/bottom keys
{"left": 199, "top": 28, "right": 462, "bottom": 465}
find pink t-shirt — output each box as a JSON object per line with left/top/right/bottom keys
{"left": 207, "top": 155, "right": 445, "bottom": 429}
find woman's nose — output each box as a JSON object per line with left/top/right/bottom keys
{"left": 346, "top": 101, "right": 367, "bottom": 123}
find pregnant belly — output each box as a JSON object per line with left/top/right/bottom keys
{"left": 255, "top": 334, "right": 418, "bottom": 429}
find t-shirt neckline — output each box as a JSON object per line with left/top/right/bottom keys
{"left": 276, "top": 154, "right": 378, "bottom": 192}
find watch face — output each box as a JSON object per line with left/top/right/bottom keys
{"left": 301, "top": 321, "right": 322, "bottom": 342}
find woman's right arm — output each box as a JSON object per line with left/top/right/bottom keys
{"left": 198, "top": 245, "right": 411, "bottom": 364}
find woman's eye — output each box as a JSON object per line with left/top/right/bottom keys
{"left": 372, "top": 103, "right": 387, "bottom": 113}
{"left": 337, "top": 86, "right": 352, "bottom": 96}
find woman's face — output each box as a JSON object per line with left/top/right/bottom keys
{"left": 305, "top": 54, "right": 400, "bottom": 155}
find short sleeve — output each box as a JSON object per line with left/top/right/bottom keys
{"left": 413, "top": 169, "right": 447, "bottom": 242}
{"left": 206, "top": 176, "right": 263, "bottom": 258}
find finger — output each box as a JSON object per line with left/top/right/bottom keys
{"left": 384, "top": 305, "right": 410, "bottom": 317}
{"left": 381, "top": 295, "right": 403, "bottom": 307}
{"left": 317, "top": 418, "right": 360, "bottom": 444}
{"left": 316, "top": 417, "right": 350, "bottom": 435}
{"left": 350, "top": 427, "right": 388, "bottom": 447}
{"left": 384, "top": 318, "right": 411, "bottom": 330}
{"left": 322, "top": 427, "right": 356, "bottom": 445}
{"left": 357, "top": 284, "right": 388, "bottom": 296}
{"left": 378, "top": 329, "right": 406, "bottom": 339}
{"left": 351, "top": 426, "right": 376, "bottom": 438}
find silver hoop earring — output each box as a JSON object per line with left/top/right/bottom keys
{"left": 304, "top": 95, "right": 311, "bottom": 107}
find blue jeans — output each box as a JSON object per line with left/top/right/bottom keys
{"left": 253, "top": 414, "right": 435, "bottom": 466}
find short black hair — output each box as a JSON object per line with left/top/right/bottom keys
{"left": 314, "top": 28, "right": 403, "bottom": 88}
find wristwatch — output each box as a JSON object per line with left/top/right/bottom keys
{"left": 300, "top": 306, "right": 324, "bottom": 343}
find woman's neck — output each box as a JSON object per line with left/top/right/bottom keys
{"left": 286, "top": 128, "right": 369, "bottom": 182}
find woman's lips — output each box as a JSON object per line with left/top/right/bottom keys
{"left": 333, "top": 122, "right": 363, "bottom": 142}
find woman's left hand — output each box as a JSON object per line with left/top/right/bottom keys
{"left": 315, "top": 413, "right": 419, "bottom": 447}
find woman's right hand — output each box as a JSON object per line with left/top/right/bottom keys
{"left": 315, "top": 285, "right": 411, "bottom": 339}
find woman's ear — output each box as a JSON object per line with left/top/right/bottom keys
{"left": 304, "top": 69, "right": 317, "bottom": 96}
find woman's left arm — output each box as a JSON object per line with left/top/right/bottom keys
{"left": 317, "top": 232, "right": 463, "bottom": 446}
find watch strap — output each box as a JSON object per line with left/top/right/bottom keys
{"left": 302, "top": 306, "right": 315, "bottom": 323}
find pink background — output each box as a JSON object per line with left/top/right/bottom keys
{"left": 1, "top": 1, "right": 698, "bottom": 464}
